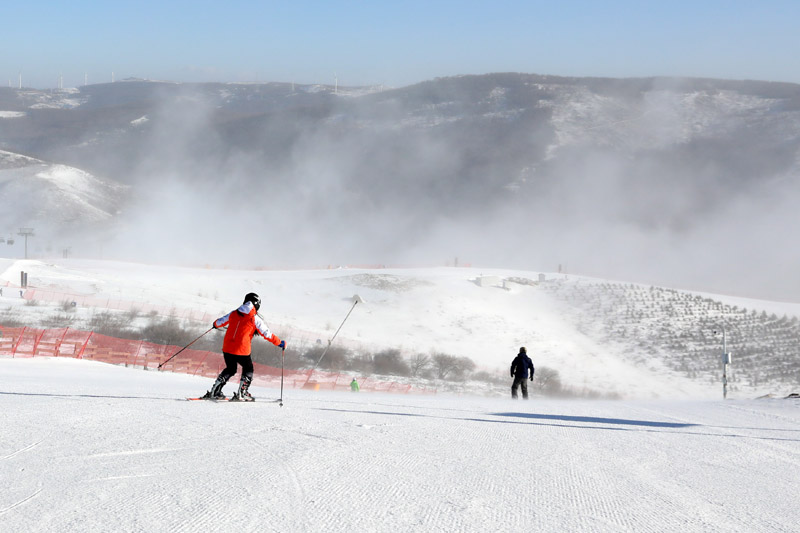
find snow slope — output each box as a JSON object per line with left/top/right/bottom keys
{"left": 2, "top": 258, "right": 800, "bottom": 399}
{"left": 0, "top": 151, "right": 126, "bottom": 233}
{"left": 1, "top": 357, "right": 798, "bottom": 532}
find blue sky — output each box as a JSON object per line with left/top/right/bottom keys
{"left": 3, "top": 0, "right": 800, "bottom": 89}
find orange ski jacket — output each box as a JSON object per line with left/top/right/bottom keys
{"left": 213, "top": 302, "right": 281, "bottom": 356}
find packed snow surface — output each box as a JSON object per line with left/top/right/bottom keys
{"left": 0, "top": 357, "right": 798, "bottom": 532}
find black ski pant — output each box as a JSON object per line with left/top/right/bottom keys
{"left": 511, "top": 375, "right": 529, "bottom": 399}
{"left": 216, "top": 352, "right": 254, "bottom": 386}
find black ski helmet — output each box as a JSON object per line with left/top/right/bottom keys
{"left": 244, "top": 292, "right": 261, "bottom": 311}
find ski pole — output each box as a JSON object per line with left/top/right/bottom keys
{"left": 157, "top": 327, "right": 214, "bottom": 370}
{"left": 279, "top": 346, "right": 285, "bottom": 407}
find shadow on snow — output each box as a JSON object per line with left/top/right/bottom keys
{"left": 493, "top": 412, "right": 696, "bottom": 428}
{"left": 314, "top": 407, "right": 800, "bottom": 442}
{"left": 0, "top": 390, "right": 181, "bottom": 401}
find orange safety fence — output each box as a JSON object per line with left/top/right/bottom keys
{"left": 17, "top": 288, "right": 347, "bottom": 351}
{"left": 0, "top": 325, "right": 436, "bottom": 395}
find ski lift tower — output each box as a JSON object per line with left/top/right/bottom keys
{"left": 713, "top": 325, "right": 733, "bottom": 399}
{"left": 18, "top": 227, "right": 34, "bottom": 259}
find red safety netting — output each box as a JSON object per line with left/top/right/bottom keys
{"left": 0, "top": 325, "right": 436, "bottom": 395}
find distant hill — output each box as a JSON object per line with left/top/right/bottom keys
{"left": 541, "top": 277, "right": 800, "bottom": 397}
{"left": 1, "top": 74, "right": 799, "bottom": 299}
{"left": 3, "top": 75, "right": 799, "bottom": 211}
{"left": 0, "top": 149, "right": 126, "bottom": 240}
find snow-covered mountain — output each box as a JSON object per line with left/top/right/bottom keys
{"left": 0, "top": 150, "right": 126, "bottom": 237}
{"left": 2, "top": 74, "right": 800, "bottom": 301}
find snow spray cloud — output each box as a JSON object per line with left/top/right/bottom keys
{"left": 102, "top": 85, "right": 474, "bottom": 269}
{"left": 480, "top": 79, "right": 800, "bottom": 301}
{"left": 94, "top": 78, "right": 800, "bottom": 300}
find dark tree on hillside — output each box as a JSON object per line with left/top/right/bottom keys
{"left": 409, "top": 352, "right": 431, "bottom": 377}
{"left": 373, "top": 348, "right": 411, "bottom": 376}
{"left": 432, "top": 353, "right": 459, "bottom": 379}
{"left": 449, "top": 357, "right": 476, "bottom": 381}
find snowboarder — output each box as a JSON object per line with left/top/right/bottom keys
{"left": 350, "top": 378, "right": 360, "bottom": 392}
{"left": 510, "top": 347, "right": 534, "bottom": 399}
{"left": 202, "top": 293, "right": 285, "bottom": 401}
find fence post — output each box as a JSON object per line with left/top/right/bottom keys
{"left": 11, "top": 327, "right": 27, "bottom": 357}
{"left": 132, "top": 340, "right": 145, "bottom": 368}
{"left": 55, "top": 327, "right": 70, "bottom": 357}
{"left": 32, "top": 329, "right": 46, "bottom": 356}
{"left": 192, "top": 351, "right": 211, "bottom": 376}
{"left": 78, "top": 331, "right": 94, "bottom": 359}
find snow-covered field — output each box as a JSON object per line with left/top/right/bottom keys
{"left": 1, "top": 357, "right": 798, "bottom": 532}
{"left": 3, "top": 258, "right": 800, "bottom": 399}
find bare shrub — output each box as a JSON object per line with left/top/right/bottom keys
{"left": 431, "top": 353, "right": 459, "bottom": 379}
{"left": 301, "top": 344, "right": 351, "bottom": 371}
{"left": 140, "top": 316, "right": 198, "bottom": 347}
{"left": 373, "top": 348, "right": 410, "bottom": 377}
{"left": 42, "top": 313, "right": 76, "bottom": 329}
{"left": 471, "top": 370, "right": 505, "bottom": 385}
{"left": 59, "top": 300, "right": 77, "bottom": 312}
{"left": 409, "top": 352, "right": 431, "bottom": 377}
{"left": 0, "top": 307, "right": 25, "bottom": 327}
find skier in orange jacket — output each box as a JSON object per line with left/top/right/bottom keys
{"left": 202, "top": 292, "right": 285, "bottom": 401}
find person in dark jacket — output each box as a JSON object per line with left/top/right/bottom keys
{"left": 510, "top": 347, "right": 534, "bottom": 399}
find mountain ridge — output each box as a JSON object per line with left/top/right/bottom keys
{"left": 1, "top": 72, "right": 799, "bottom": 300}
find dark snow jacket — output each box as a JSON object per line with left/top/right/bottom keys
{"left": 510, "top": 352, "right": 534, "bottom": 379}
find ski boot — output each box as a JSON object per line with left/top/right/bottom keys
{"left": 231, "top": 377, "right": 255, "bottom": 402}
{"left": 201, "top": 378, "right": 227, "bottom": 400}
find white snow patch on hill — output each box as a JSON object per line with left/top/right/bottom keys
{"left": 0, "top": 151, "right": 126, "bottom": 231}
{"left": 15, "top": 89, "right": 88, "bottom": 110}
{"left": 0, "top": 111, "right": 26, "bottom": 119}
{"left": 0, "top": 150, "right": 40, "bottom": 168}
{"left": 540, "top": 86, "right": 783, "bottom": 159}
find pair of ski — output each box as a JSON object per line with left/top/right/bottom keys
{"left": 187, "top": 395, "right": 283, "bottom": 403}
{"left": 187, "top": 396, "right": 252, "bottom": 402}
